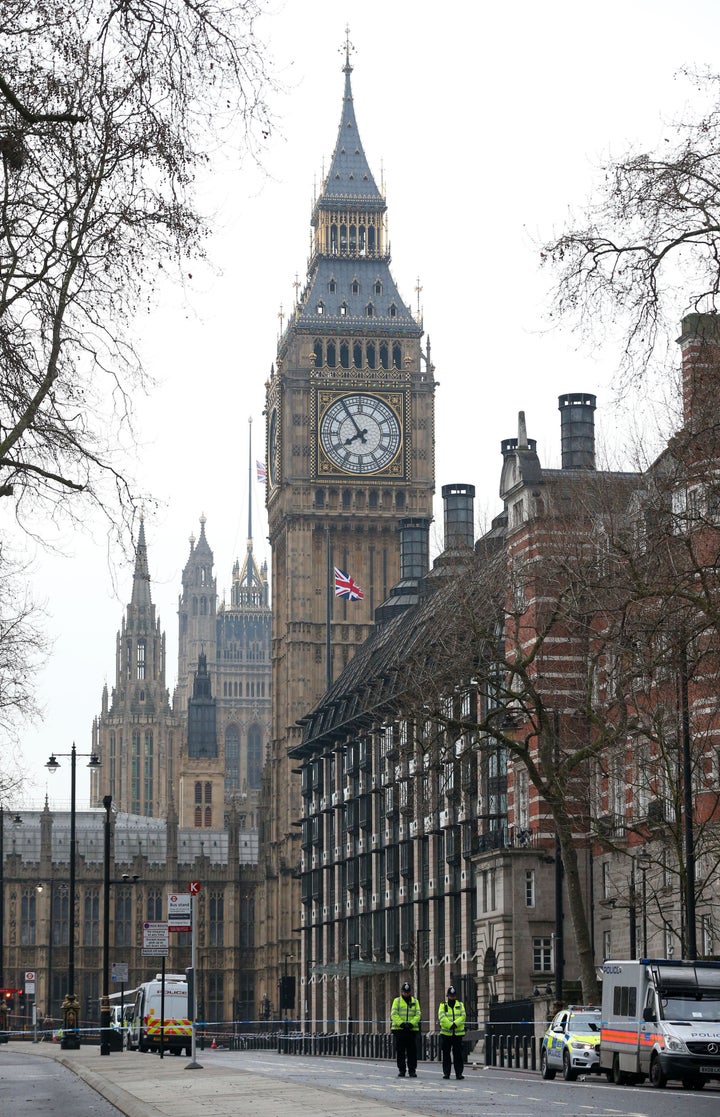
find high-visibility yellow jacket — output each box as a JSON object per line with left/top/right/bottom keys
{"left": 391, "top": 995, "right": 421, "bottom": 1032}
{"left": 438, "top": 999, "right": 466, "bottom": 1036}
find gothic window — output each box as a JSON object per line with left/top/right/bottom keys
{"left": 316, "top": 301, "right": 324, "bottom": 314}
{"left": 200, "top": 596, "right": 207, "bottom": 615}
{"left": 374, "top": 280, "right": 382, "bottom": 295}
{"left": 327, "top": 341, "right": 336, "bottom": 367}
{"left": 52, "top": 884, "right": 69, "bottom": 946}
{"left": 342, "top": 489, "right": 351, "bottom": 508}
{"left": 144, "top": 731, "right": 154, "bottom": 815}
{"left": 359, "top": 225, "right": 366, "bottom": 254}
{"left": 204, "top": 806, "right": 212, "bottom": 827}
{"left": 147, "top": 889, "right": 163, "bottom": 921}
{"left": 349, "top": 224, "right": 357, "bottom": 251}
{"left": 340, "top": 341, "right": 349, "bottom": 369}
{"left": 365, "top": 302, "right": 374, "bottom": 317}
{"left": 328, "top": 278, "right": 337, "bottom": 293}
{"left": 368, "top": 226, "right": 375, "bottom": 252}
{"left": 340, "top": 224, "right": 347, "bottom": 251}
{"left": 389, "top": 303, "right": 397, "bottom": 318}
{"left": 248, "top": 724, "right": 263, "bottom": 789}
{"left": 126, "top": 639, "right": 132, "bottom": 678}
{"left": 192, "top": 596, "right": 198, "bottom": 616}
{"left": 195, "top": 781, "right": 202, "bottom": 804}
{"left": 21, "top": 889, "right": 36, "bottom": 946}
{"left": 194, "top": 806, "right": 202, "bottom": 828}
{"left": 115, "top": 888, "right": 132, "bottom": 947}
{"left": 330, "top": 223, "right": 338, "bottom": 252}
{"left": 205, "top": 781, "right": 212, "bottom": 803}
{"left": 392, "top": 342, "right": 401, "bottom": 369}
{"left": 137, "top": 640, "right": 146, "bottom": 680}
{"left": 84, "top": 889, "right": 99, "bottom": 946}
{"left": 315, "top": 489, "right": 325, "bottom": 508}
{"left": 395, "top": 491, "right": 405, "bottom": 509}
{"left": 131, "top": 731, "right": 141, "bottom": 814}
{"left": 340, "top": 302, "right": 348, "bottom": 316}
{"left": 353, "top": 341, "right": 362, "bottom": 367}
{"left": 352, "top": 279, "right": 360, "bottom": 295}
{"left": 313, "top": 339, "right": 323, "bottom": 365}
{"left": 367, "top": 341, "right": 376, "bottom": 369}
{"left": 380, "top": 343, "right": 389, "bottom": 370}
{"left": 225, "top": 724, "right": 240, "bottom": 792}
{"left": 209, "top": 892, "right": 224, "bottom": 946}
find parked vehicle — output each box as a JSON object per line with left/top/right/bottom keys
{"left": 600, "top": 958, "right": 720, "bottom": 1089}
{"left": 540, "top": 1005, "right": 601, "bottom": 1080}
{"left": 126, "top": 973, "right": 191, "bottom": 1056}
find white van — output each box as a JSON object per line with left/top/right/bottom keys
{"left": 126, "top": 974, "right": 191, "bottom": 1056}
{"left": 600, "top": 959, "right": 720, "bottom": 1088}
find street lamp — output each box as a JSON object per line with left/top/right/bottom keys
{"left": 46, "top": 743, "right": 101, "bottom": 1049}
{"left": 100, "top": 794, "right": 112, "bottom": 1055}
{"left": 637, "top": 849, "right": 652, "bottom": 957}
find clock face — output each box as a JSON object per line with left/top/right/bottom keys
{"left": 268, "top": 407, "right": 278, "bottom": 486}
{"left": 319, "top": 393, "right": 402, "bottom": 474}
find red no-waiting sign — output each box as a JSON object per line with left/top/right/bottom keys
{"left": 189, "top": 881, "right": 201, "bottom": 895}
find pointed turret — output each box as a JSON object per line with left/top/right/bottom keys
{"left": 322, "top": 46, "right": 381, "bottom": 202}
{"left": 130, "top": 516, "right": 152, "bottom": 611}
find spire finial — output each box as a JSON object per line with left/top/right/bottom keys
{"left": 342, "top": 26, "right": 355, "bottom": 74}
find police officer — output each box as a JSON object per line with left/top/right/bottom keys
{"left": 390, "top": 981, "right": 421, "bottom": 1077}
{"left": 438, "top": 986, "right": 466, "bottom": 1080}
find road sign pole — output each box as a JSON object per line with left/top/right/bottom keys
{"left": 186, "top": 891, "right": 202, "bottom": 1070}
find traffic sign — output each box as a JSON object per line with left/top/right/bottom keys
{"left": 189, "top": 880, "right": 201, "bottom": 895}
{"left": 24, "top": 970, "right": 35, "bottom": 995}
{"left": 167, "top": 892, "right": 192, "bottom": 933}
{"left": 111, "top": 962, "right": 129, "bottom": 983}
{"left": 142, "top": 921, "right": 169, "bottom": 957}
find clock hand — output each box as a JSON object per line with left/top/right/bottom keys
{"left": 341, "top": 398, "right": 368, "bottom": 443}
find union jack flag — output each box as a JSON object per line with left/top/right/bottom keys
{"left": 256, "top": 459, "right": 267, "bottom": 483}
{"left": 334, "top": 567, "right": 364, "bottom": 601}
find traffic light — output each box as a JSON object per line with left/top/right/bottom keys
{"left": 0, "top": 989, "right": 21, "bottom": 1010}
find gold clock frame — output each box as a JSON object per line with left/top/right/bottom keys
{"left": 313, "top": 386, "right": 408, "bottom": 481}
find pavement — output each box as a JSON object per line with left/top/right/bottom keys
{"left": 21, "top": 1042, "right": 438, "bottom": 1117}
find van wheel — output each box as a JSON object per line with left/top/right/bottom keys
{"left": 612, "top": 1054, "right": 626, "bottom": 1085}
{"left": 562, "top": 1051, "right": 578, "bottom": 1081}
{"left": 540, "top": 1048, "right": 556, "bottom": 1080}
{"left": 649, "top": 1056, "right": 667, "bottom": 1089}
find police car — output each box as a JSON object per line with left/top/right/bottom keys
{"left": 540, "top": 1005, "right": 601, "bottom": 1081}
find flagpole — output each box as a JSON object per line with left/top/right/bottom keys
{"left": 326, "top": 528, "right": 332, "bottom": 692}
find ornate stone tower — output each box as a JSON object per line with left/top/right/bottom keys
{"left": 92, "top": 518, "right": 178, "bottom": 814}
{"left": 259, "top": 45, "right": 435, "bottom": 1015}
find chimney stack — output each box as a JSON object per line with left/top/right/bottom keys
{"left": 442, "top": 483, "right": 475, "bottom": 550}
{"left": 559, "top": 393, "right": 596, "bottom": 470}
{"left": 677, "top": 312, "right": 720, "bottom": 431}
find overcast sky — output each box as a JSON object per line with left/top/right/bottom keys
{"left": 15, "top": 0, "right": 720, "bottom": 807}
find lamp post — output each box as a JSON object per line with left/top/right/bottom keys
{"left": 46, "top": 743, "right": 101, "bottom": 1049}
{"left": 637, "top": 849, "right": 651, "bottom": 957}
{"left": 678, "top": 647, "right": 697, "bottom": 959}
{"left": 100, "top": 795, "right": 112, "bottom": 1055}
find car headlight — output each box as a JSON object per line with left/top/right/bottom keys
{"left": 572, "top": 1042, "right": 592, "bottom": 1052}
{"left": 665, "top": 1037, "right": 688, "bottom": 1054}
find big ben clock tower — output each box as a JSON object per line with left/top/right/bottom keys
{"left": 258, "top": 42, "right": 435, "bottom": 1008}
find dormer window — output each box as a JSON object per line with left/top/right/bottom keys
{"left": 328, "top": 278, "right": 337, "bottom": 294}
{"left": 374, "top": 280, "right": 383, "bottom": 295}
{"left": 389, "top": 303, "right": 397, "bottom": 318}
{"left": 352, "top": 279, "right": 360, "bottom": 295}
{"left": 316, "top": 301, "right": 325, "bottom": 315}
{"left": 340, "top": 302, "right": 348, "bottom": 316}
{"left": 366, "top": 302, "right": 374, "bottom": 317}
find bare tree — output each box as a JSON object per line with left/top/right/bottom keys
{"left": 543, "top": 71, "right": 720, "bottom": 382}
{"left": 0, "top": 0, "right": 273, "bottom": 734}
{"left": 0, "top": 0, "right": 272, "bottom": 533}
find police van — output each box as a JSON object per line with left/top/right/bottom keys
{"left": 126, "top": 973, "right": 192, "bottom": 1056}
{"left": 600, "top": 958, "right": 720, "bottom": 1088}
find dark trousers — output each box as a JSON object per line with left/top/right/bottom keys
{"left": 441, "top": 1033, "right": 464, "bottom": 1078}
{"left": 394, "top": 1030, "right": 417, "bottom": 1074}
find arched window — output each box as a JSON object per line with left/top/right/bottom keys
{"left": 248, "top": 725, "right": 263, "bottom": 789}
{"left": 353, "top": 342, "right": 362, "bottom": 368}
{"left": 328, "top": 278, "right": 337, "bottom": 293}
{"left": 314, "top": 339, "right": 323, "bottom": 365}
{"left": 366, "top": 302, "right": 374, "bottom": 317}
{"left": 392, "top": 342, "right": 402, "bottom": 369}
{"left": 205, "top": 781, "right": 212, "bottom": 803}
{"left": 352, "top": 279, "right": 360, "bottom": 295}
{"left": 340, "top": 341, "right": 349, "bottom": 369}
{"left": 340, "top": 302, "right": 348, "bottom": 316}
{"left": 136, "top": 639, "right": 146, "bottom": 680}
{"left": 204, "top": 806, "right": 212, "bottom": 828}
{"left": 380, "top": 342, "right": 389, "bottom": 370}
{"left": 330, "top": 223, "right": 338, "bottom": 252}
{"left": 195, "top": 781, "right": 202, "bottom": 804}
{"left": 340, "top": 224, "right": 347, "bottom": 251}
{"left": 194, "top": 806, "right": 202, "bottom": 828}
{"left": 349, "top": 224, "right": 357, "bottom": 251}
{"left": 359, "top": 225, "right": 366, "bottom": 254}
{"left": 225, "top": 725, "right": 240, "bottom": 793}
{"left": 374, "top": 280, "right": 383, "bottom": 295}
{"left": 367, "top": 342, "right": 376, "bottom": 369}
{"left": 389, "top": 303, "right": 398, "bottom": 318}
{"left": 368, "top": 226, "right": 375, "bottom": 253}
{"left": 316, "top": 301, "right": 325, "bottom": 315}
{"left": 327, "top": 341, "right": 336, "bottom": 368}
